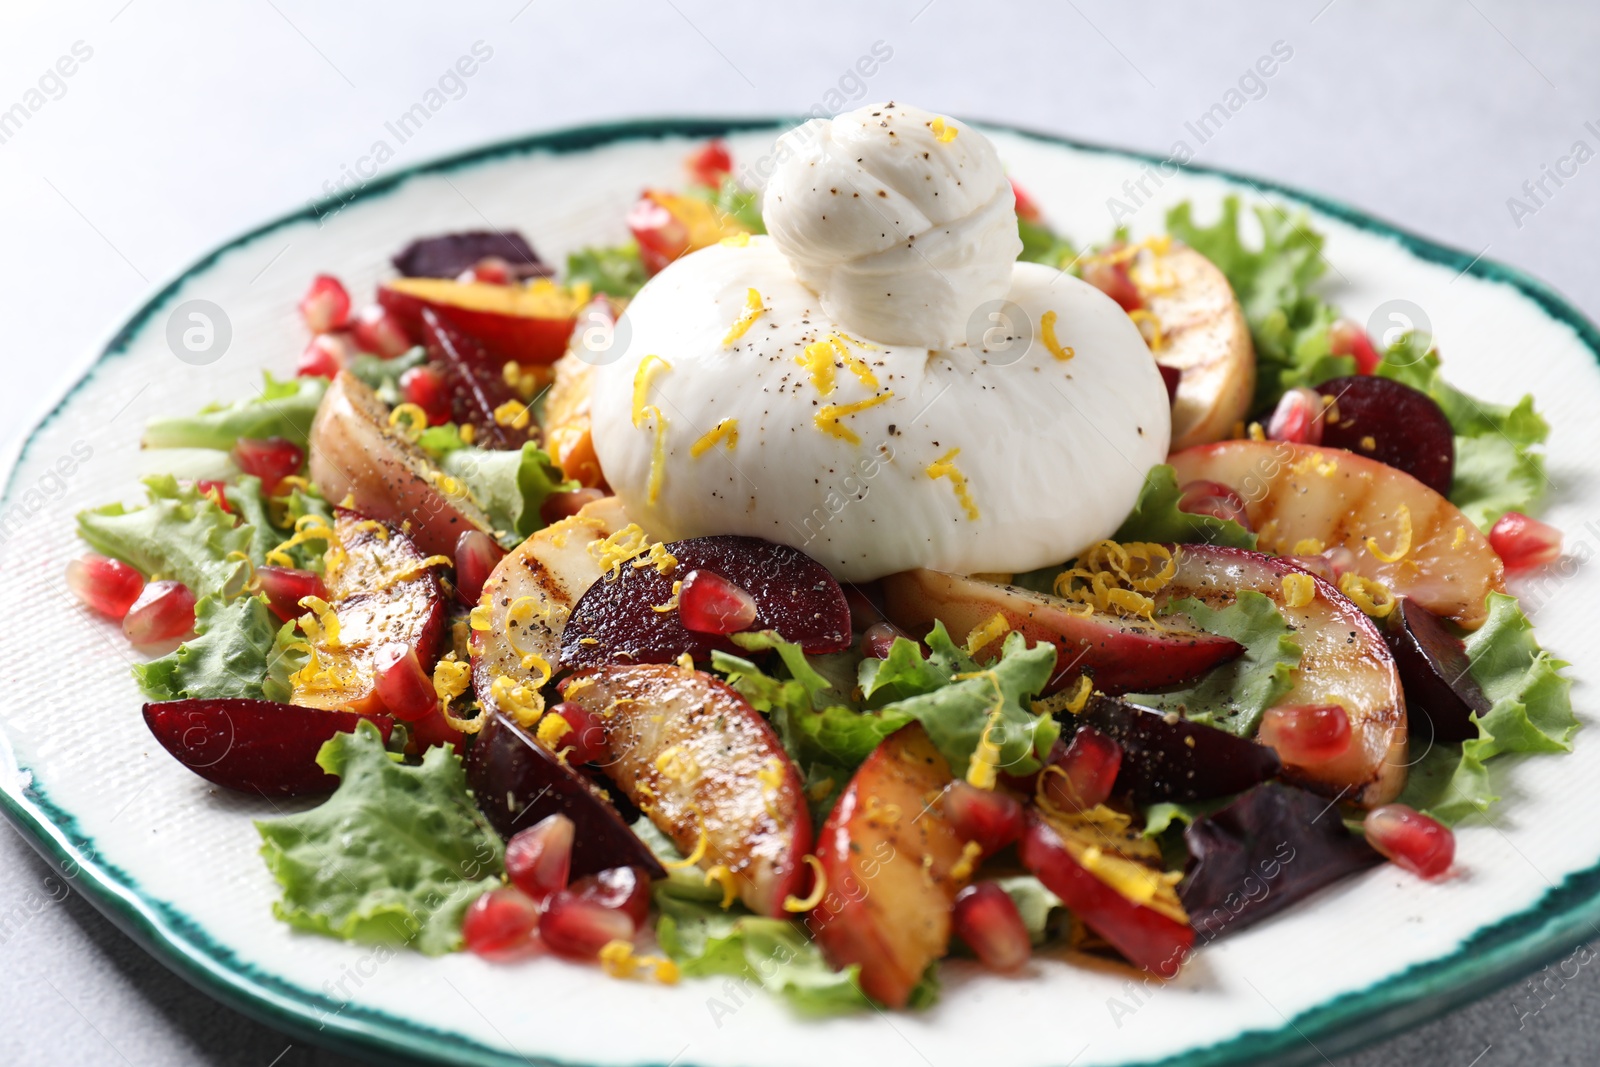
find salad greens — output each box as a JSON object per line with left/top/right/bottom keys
{"left": 78, "top": 474, "right": 253, "bottom": 600}
{"left": 135, "top": 593, "right": 283, "bottom": 702}
{"left": 142, "top": 373, "right": 326, "bottom": 451}
{"left": 1112, "top": 464, "right": 1258, "bottom": 549}
{"left": 416, "top": 426, "right": 576, "bottom": 541}
{"left": 565, "top": 244, "right": 648, "bottom": 299}
{"left": 257, "top": 722, "right": 503, "bottom": 956}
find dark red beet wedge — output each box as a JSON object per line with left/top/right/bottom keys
{"left": 1077, "top": 694, "right": 1282, "bottom": 805}
{"left": 1315, "top": 375, "right": 1455, "bottom": 495}
{"left": 392, "top": 230, "right": 549, "bottom": 281}
{"left": 559, "top": 534, "right": 851, "bottom": 668}
{"left": 464, "top": 711, "right": 665, "bottom": 881}
{"left": 1182, "top": 782, "right": 1381, "bottom": 943}
{"left": 142, "top": 699, "right": 394, "bottom": 797}
{"left": 1384, "top": 597, "right": 1491, "bottom": 743}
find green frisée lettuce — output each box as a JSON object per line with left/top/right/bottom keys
{"left": 1113, "top": 464, "right": 1258, "bottom": 549}
{"left": 256, "top": 722, "right": 503, "bottom": 956}
{"left": 1127, "top": 592, "right": 1301, "bottom": 737}
{"left": 565, "top": 244, "right": 648, "bottom": 299}
{"left": 415, "top": 426, "right": 576, "bottom": 541}
{"left": 142, "top": 373, "right": 326, "bottom": 451}
{"left": 77, "top": 475, "right": 253, "bottom": 599}
{"left": 134, "top": 593, "right": 282, "bottom": 702}
{"left": 1399, "top": 593, "right": 1576, "bottom": 824}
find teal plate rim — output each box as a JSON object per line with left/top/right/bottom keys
{"left": 2, "top": 114, "right": 1596, "bottom": 1067}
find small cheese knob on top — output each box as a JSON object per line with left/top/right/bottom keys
{"left": 762, "top": 101, "right": 1022, "bottom": 349}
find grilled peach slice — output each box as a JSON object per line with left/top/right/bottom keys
{"left": 378, "top": 277, "right": 583, "bottom": 366}
{"left": 542, "top": 351, "right": 604, "bottom": 487}
{"left": 810, "top": 724, "right": 969, "bottom": 1008}
{"left": 469, "top": 496, "right": 631, "bottom": 720}
{"left": 880, "top": 568, "right": 1242, "bottom": 692}
{"left": 290, "top": 509, "right": 447, "bottom": 717}
{"left": 1143, "top": 244, "right": 1254, "bottom": 450}
{"left": 558, "top": 664, "right": 811, "bottom": 918}
{"left": 1157, "top": 544, "right": 1407, "bottom": 807}
{"left": 1168, "top": 440, "right": 1504, "bottom": 628}
{"left": 308, "top": 372, "right": 496, "bottom": 558}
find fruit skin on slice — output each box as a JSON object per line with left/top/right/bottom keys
{"left": 143, "top": 698, "right": 394, "bottom": 797}
{"left": 1157, "top": 544, "right": 1407, "bottom": 807}
{"left": 880, "top": 568, "right": 1242, "bottom": 693}
{"left": 290, "top": 509, "right": 447, "bottom": 719}
{"left": 1168, "top": 440, "right": 1504, "bottom": 628}
{"left": 464, "top": 710, "right": 664, "bottom": 881}
{"left": 377, "top": 277, "right": 581, "bottom": 366}
{"left": 560, "top": 535, "right": 852, "bottom": 668}
{"left": 809, "top": 723, "right": 969, "bottom": 1009}
{"left": 558, "top": 664, "right": 811, "bottom": 919}
{"left": 541, "top": 351, "right": 605, "bottom": 488}
{"left": 1145, "top": 244, "right": 1255, "bottom": 451}
{"left": 308, "top": 372, "right": 498, "bottom": 559}
{"left": 470, "top": 496, "right": 631, "bottom": 721}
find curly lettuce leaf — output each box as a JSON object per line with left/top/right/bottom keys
{"left": 142, "top": 373, "right": 326, "bottom": 451}
{"left": 1112, "top": 464, "right": 1258, "bottom": 550}
{"left": 1127, "top": 591, "right": 1301, "bottom": 737}
{"left": 256, "top": 722, "right": 503, "bottom": 955}
{"left": 134, "top": 593, "right": 282, "bottom": 702}
{"left": 992, "top": 875, "right": 1064, "bottom": 946}
{"left": 438, "top": 442, "right": 577, "bottom": 541}
{"left": 1017, "top": 216, "right": 1079, "bottom": 269}
{"left": 565, "top": 244, "right": 648, "bottom": 299}
{"left": 78, "top": 474, "right": 253, "bottom": 599}
{"left": 690, "top": 177, "right": 767, "bottom": 236}
{"left": 1166, "top": 197, "right": 1351, "bottom": 414}
{"left": 1399, "top": 593, "right": 1576, "bottom": 824}
{"left": 344, "top": 348, "right": 427, "bottom": 408}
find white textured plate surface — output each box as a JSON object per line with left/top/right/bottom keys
{"left": 1, "top": 120, "right": 1596, "bottom": 1067}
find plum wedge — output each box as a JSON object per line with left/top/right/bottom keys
{"left": 1143, "top": 244, "right": 1255, "bottom": 450}
{"left": 308, "top": 372, "right": 497, "bottom": 558}
{"left": 1169, "top": 440, "right": 1503, "bottom": 628}
{"left": 810, "top": 724, "right": 969, "bottom": 1008}
{"left": 558, "top": 664, "right": 811, "bottom": 918}
{"left": 1156, "top": 545, "right": 1407, "bottom": 807}
{"left": 290, "top": 509, "right": 447, "bottom": 718}
{"left": 880, "top": 568, "right": 1242, "bottom": 693}
{"left": 143, "top": 698, "right": 394, "bottom": 797}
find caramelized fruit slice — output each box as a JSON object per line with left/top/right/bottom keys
{"left": 1384, "top": 597, "right": 1491, "bottom": 743}
{"left": 1314, "top": 375, "right": 1455, "bottom": 494}
{"left": 1142, "top": 244, "right": 1255, "bottom": 450}
{"left": 811, "top": 724, "right": 968, "bottom": 1008}
{"left": 880, "top": 568, "right": 1241, "bottom": 693}
{"left": 559, "top": 664, "right": 810, "bottom": 918}
{"left": 560, "top": 535, "right": 851, "bottom": 668}
{"left": 1078, "top": 694, "right": 1282, "bottom": 805}
{"left": 378, "top": 277, "right": 581, "bottom": 366}
{"left": 143, "top": 698, "right": 394, "bottom": 797}
{"left": 464, "top": 710, "right": 664, "bottom": 881}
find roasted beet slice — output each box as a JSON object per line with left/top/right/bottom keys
{"left": 1181, "top": 782, "right": 1381, "bottom": 942}
{"left": 419, "top": 308, "right": 536, "bottom": 451}
{"left": 1385, "top": 597, "right": 1491, "bottom": 743}
{"left": 465, "top": 711, "right": 664, "bottom": 880}
{"left": 143, "top": 699, "right": 394, "bottom": 797}
{"left": 560, "top": 535, "right": 852, "bottom": 667}
{"left": 1077, "top": 694, "right": 1281, "bottom": 805}
{"left": 392, "top": 230, "right": 549, "bottom": 281}
{"left": 1315, "top": 375, "right": 1455, "bottom": 495}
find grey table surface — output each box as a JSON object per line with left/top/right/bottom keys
{"left": 3, "top": 1, "right": 1599, "bottom": 1063}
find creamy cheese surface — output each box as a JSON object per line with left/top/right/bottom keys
{"left": 588, "top": 238, "right": 1170, "bottom": 581}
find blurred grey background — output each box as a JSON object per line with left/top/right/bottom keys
{"left": 3, "top": 1, "right": 1600, "bottom": 1064}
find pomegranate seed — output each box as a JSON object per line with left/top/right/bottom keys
{"left": 566, "top": 867, "right": 651, "bottom": 928}
{"left": 231, "top": 436, "right": 305, "bottom": 496}
{"left": 297, "top": 333, "right": 352, "bottom": 378}
{"left": 1177, "top": 479, "right": 1252, "bottom": 529}
{"left": 686, "top": 140, "right": 734, "bottom": 188}
{"left": 398, "top": 365, "right": 452, "bottom": 425}
{"left": 453, "top": 530, "right": 505, "bottom": 606}
{"left": 1082, "top": 255, "right": 1142, "bottom": 312}
{"left": 1489, "top": 512, "right": 1562, "bottom": 574}
{"left": 1329, "top": 318, "right": 1382, "bottom": 375}
{"left": 539, "top": 488, "right": 607, "bottom": 526}
{"left": 860, "top": 621, "right": 906, "bottom": 659}
{"left": 1158, "top": 363, "right": 1181, "bottom": 405}
{"left": 540, "top": 891, "right": 638, "bottom": 960}
{"left": 299, "top": 274, "right": 352, "bottom": 334}
{"left": 505, "top": 813, "right": 575, "bottom": 902}
{"left": 1258, "top": 703, "right": 1351, "bottom": 765}
{"left": 456, "top": 256, "right": 514, "bottom": 285}
{"left": 952, "top": 883, "right": 1032, "bottom": 973}
{"left": 255, "top": 566, "right": 327, "bottom": 622}
{"left": 351, "top": 304, "right": 413, "bottom": 358}
{"left": 462, "top": 886, "right": 543, "bottom": 959}
{"left": 678, "top": 568, "right": 758, "bottom": 635}
{"left": 372, "top": 643, "right": 438, "bottom": 722}
{"left": 941, "top": 781, "right": 1023, "bottom": 855}
{"left": 547, "top": 701, "right": 607, "bottom": 764}
{"left": 1364, "top": 803, "right": 1454, "bottom": 879}
{"left": 122, "top": 580, "right": 197, "bottom": 645}
{"left": 408, "top": 708, "right": 464, "bottom": 753}
{"left": 66, "top": 554, "right": 144, "bottom": 619}
{"left": 1042, "top": 728, "right": 1123, "bottom": 812}
{"left": 194, "top": 479, "right": 234, "bottom": 515}
{"left": 1009, "top": 178, "right": 1041, "bottom": 223}
{"left": 1266, "top": 387, "right": 1326, "bottom": 445}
